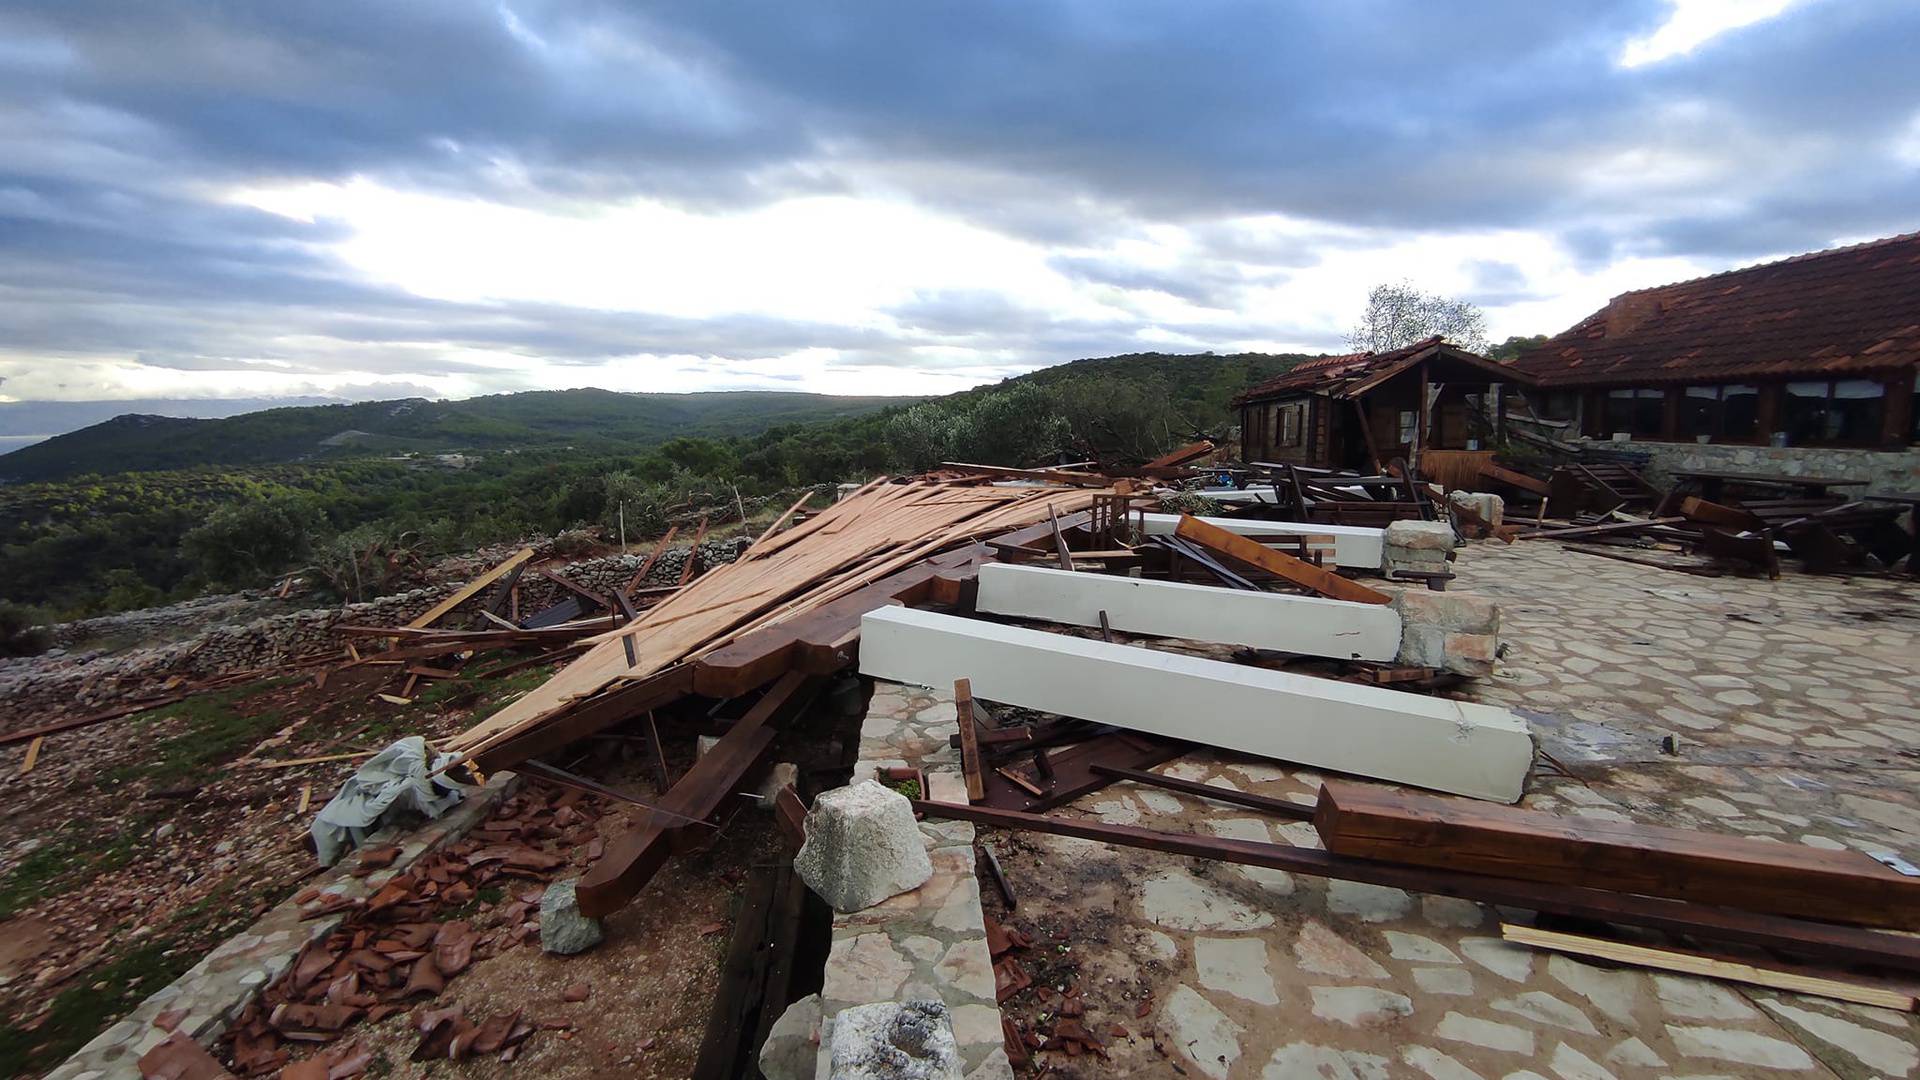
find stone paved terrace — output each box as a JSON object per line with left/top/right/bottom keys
{"left": 978, "top": 540, "right": 1920, "bottom": 1079}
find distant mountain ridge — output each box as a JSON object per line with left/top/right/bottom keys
{"left": 0, "top": 351, "right": 1316, "bottom": 483}
{"left": 0, "top": 388, "right": 920, "bottom": 482}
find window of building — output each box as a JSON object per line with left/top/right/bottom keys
{"left": 1534, "top": 390, "right": 1578, "bottom": 422}
{"left": 1277, "top": 402, "right": 1304, "bottom": 447}
{"left": 1782, "top": 379, "right": 1886, "bottom": 445}
{"left": 1678, "top": 384, "right": 1759, "bottom": 441}
{"left": 1606, "top": 387, "right": 1665, "bottom": 437}
{"left": 1396, "top": 410, "right": 1417, "bottom": 446}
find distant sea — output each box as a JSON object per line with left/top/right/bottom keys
{"left": 0, "top": 435, "right": 49, "bottom": 454}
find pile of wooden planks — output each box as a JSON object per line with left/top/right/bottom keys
{"left": 444, "top": 478, "right": 1107, "bottom": 769}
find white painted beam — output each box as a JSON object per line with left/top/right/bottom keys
{"left": 1137, "top": 513, "right": 1385, "bottom": 569}
{"left": 976, "top": 563, "right": 1400, "bottom": 662}
{"left": 859, "top": 606, "right": 1532, "bottom": 803}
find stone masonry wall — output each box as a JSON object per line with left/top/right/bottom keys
{"left": 2, "top": 537, "right": 749, "bottom": 718}
{"left": 1608, "top": 439, "right": 1920, "bottom": 498}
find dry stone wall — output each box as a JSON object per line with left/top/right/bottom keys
{"left": 3, "top": 536, "right": 749, "bottom": 719}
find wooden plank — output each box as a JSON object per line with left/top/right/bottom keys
{"left": 1137, "top": 513, "right": 1383, "bottom": 569}
{"left": 1679, "top": 496, "right": 1765, "bottom": 532}
{"left": 678, "top": 514, "right": 711, "bottom": 587}
{"left": 1, "top": 692, "right": 193, "bottom": 747}
{"left": 861, "top": 606, "right": 1532, "bottom": 803}
{"left": 18, "top": 735, "right": 44, "bottom": 775}
{"left": 977, "top": 563, "right": 1401, "bottom": 661}
{"left": 406, "top": 547, "right": 536, "bottom": 630}
{"left": 1048, "top": 506, "right": 1074, "bottom": 572}
{"left": 1478, "top": 461, "right": 1550, "bottom": 496}
{"left": 1174, "top": 514, "right": 1391, "bottom": 605}
{"left": 692, "top": 862, "right": 781, "bottom": 1080}
{"left": 1314, "top": 780, "right": 1920, "bottom": 930}
{"left": 621, "top": 524, "right": 680, "bottom": 596}
{"left": 911, "top": 799, "right": 1920, "bottom": 975}
{"left": 1144, "top": 440, "right": 1215, "bottom": 468}
{"left": 470, "top": 666, "right": 695, "bottom": 773}
{"left": 1520, "top": 517, "right": 1686, "bottom": 540}
{"left": 536, "top": 567, "right": 613, "bottom": 612}
{"left": 955, "top": 678, "right": 986, "bottom": 803}
{"left": 1500, "top": 923, "right": 1916, "bottom": 1011}
{"left": 574, "top": 672, "right": 810, "bottom": 916}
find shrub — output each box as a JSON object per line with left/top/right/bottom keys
{"left": 0, "top": 601, "right": 53, "bottom": 657}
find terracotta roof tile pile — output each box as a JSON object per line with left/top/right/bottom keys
{"left": 222, "top": 785, "right": 598, "bottom": 1075}
{"left": 1514, "top": 230, "right": 1920, "bottom": 386}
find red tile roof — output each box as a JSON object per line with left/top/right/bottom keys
{"left": 1513, "top": 231, "right": 1920, "bottom": 388}
{"left": 1234, "top": 337, "right": 1528, "bottom": 404}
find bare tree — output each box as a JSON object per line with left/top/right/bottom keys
{"left": 1349, "top": 282, "right": 1490, "bottom": 354}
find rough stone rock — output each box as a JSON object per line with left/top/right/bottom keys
{"left": 827, "top": 1000, "right": 964, "bottom": 1080}
{"left": 539, "top": 879, "right": 604, "bottom": 955}
{"left": 758, "top": 993, "right": 822, "bottom": 1080}
{"left": 796, "top": 781, "right": 933, "bottom": 913}
{"left": 755, "top": 762, "right": 800, "bottom": 805}
{"left": 1384, "top": 520, "right": 1458, "bottom": 552}
{"left": 1447, "top": 491, "right": 1505, "bottom": 528}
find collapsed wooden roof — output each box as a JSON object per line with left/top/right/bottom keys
{"left": 1234, "top": 337, "right": 1532, "bottom": 405}
{"left": 445, "top": 477, "right": 1107, "bottom": 767}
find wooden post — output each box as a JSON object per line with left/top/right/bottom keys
{"left": 1351, "top": 400, "right": 1385, "bottom": 475}
{"left": 1414, "top": 362, "right": 1432, "bottom": 473}
{"left": 955, "top": 678, "right": 985, "bottom": 803}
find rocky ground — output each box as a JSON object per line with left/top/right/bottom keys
{"left": 0, "top": 522, "right": 788, "bottom": 1080}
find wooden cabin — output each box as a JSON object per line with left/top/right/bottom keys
{"left": 1234, "top": 337, "right": 1537, "bottom": 471}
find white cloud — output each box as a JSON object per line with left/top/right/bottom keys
{"left": 1620, "top": 0, "right": 1806, "bottom": 68}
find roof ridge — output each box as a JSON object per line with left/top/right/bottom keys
{"left": 1610, "top": 229, "right": 1920, "bottom": 302}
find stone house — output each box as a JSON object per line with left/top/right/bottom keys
{"left": 1510, "top": 231, "right": 1920, "bottom": 490}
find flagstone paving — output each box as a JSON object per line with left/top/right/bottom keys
{"left": 980, "top": 541, "right": 1920, "bottom": 1078}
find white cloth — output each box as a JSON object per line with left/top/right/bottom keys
{"left": 310, "top": 736, "right": 472, "bottom": 865}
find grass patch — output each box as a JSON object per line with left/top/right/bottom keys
{"left": 412, "top": 666, "right": 551, "bottom": 712}
{"left": 97, "top": 682, "right": 290, "bottom": 789}
{"left": 0, "top": 823, "right": 146, "bottom": 920}
{"left": 0, "top": 878, "right": 277, "bottom": 1078}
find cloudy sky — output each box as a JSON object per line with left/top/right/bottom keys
{"left": 1, "top": 0, "right": 1916, "bottom": 414}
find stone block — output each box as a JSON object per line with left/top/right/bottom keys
{"left": 1390, "top": 590, "right": 1501, "bottom": 676}
{"left": 1384, "top": 520, "right": 1457, "bottom": 553}
{"left": 828, "top": 1000, "right": 964, "bottom": 1080}
{"left": 1447, "top": 490, "right": 1505, "bottom": 527}
{"left": 796, "top": 781, "right": 934, "bottom": 913}
{"left": 539, "top": 879, "right": 604, "bottom": 955}
{"left": 754, "top": 761, "right": 800, "bottom": 805}
{"left": 759, "top": 993, "right": 823, "bottom": 1080}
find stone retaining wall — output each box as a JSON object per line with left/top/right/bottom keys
{"left": 1599, "top": 439, "right": 1920, "bottom": 498}
{"left": 2, "top": 538, "right": 750, "bottom": 719}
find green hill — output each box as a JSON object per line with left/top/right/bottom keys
{"left": 0, "top": 388, "right": 921, "bottom": 483}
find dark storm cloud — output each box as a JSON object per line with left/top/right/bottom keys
{"left": 2, "top": 0, "right": 1919, "bottom": 405}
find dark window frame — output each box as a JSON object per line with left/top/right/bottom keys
{"left": 1780, "top": 378, "right": 1886, "bottom": 447}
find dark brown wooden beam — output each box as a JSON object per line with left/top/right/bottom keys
{"left": 910, "top": 800, "right": 1920, "bottom": 974}
{"left": 1088, "top": 765, "right": 1315, "bottom": 821}
{"left": 575, "top": 672, "right": 812, "bottom": 917}
{"left": 1314, "top": 780, "right": 1920, "bottom": 931}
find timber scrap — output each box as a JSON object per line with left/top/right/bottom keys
{"left": 435, "top": 477, "right": 1115, "bottom": 913}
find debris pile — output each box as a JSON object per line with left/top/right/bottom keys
{"left": 222, "top": 784, "right": 597, "bottom": 1074}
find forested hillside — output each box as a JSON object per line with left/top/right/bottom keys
{"left": 0, "top": 389, "right": 918, "bottom": 483}
{"left": 0, "top": 350, "right": 1308, "bottom": 618}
